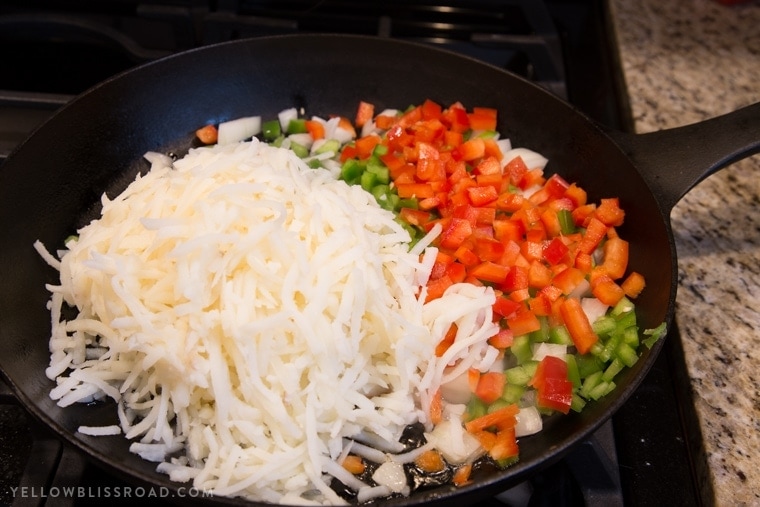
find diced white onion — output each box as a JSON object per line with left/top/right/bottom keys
{"left": 425, "top": 419, "right": 482, "bottom": 465}
{"left": 569, "top": 278, "right": 591, "bottom": 299}
{"left": 439, "top": 369, "right": 471, "bottom": 404}
{"left": 217, "top": 116, "right": 262, "bottom": 145}
{"left": 278, "top": 107, "right": 298, "bottom": 130}
{"left": 360, "top": 120, "right": 379, "bottom": 137}
{"left": 531, "top": 343, "right": 568, "bottom": 362}
{"left": 377, "top": 108, "right": 399, "bottom": 118}
{"left": 496, "top": 138, "right": 512, "bottom": 160}
{"left": 143, "top": 151, "right": 174, "bottom": 168}
{"left": 287, "top": 132, "right": 314, "bottom": 149}
{"left": 514, "top": 406, "right": 543, "bottom": 437}
{"left": 581, "top": 297, "right": 610, "bottom": 325}
{"left": 371, "top": 461, "right": 407, "bottom": 493}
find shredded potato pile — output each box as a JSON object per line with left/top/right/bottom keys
{"left": 36, "top": 139, "right": 501, "bottom": 504}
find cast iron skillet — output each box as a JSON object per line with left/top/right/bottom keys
{"left": 0, "top": 35, "right": 758, "bottom": 505}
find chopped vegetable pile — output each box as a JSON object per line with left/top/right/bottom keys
{"left": 188, "top": 99, "right": 667, "bottom": 494}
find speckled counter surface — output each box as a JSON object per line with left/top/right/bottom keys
{"left": 608, "top": 1, "right": 760, "bottom": 505}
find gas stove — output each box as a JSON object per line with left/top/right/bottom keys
{"left": 0, "top": 1, "right": 701, "bottom": 505}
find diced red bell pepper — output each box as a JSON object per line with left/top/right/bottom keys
{"left": 421, "top": 99, "right": 443, "bottom": 120}
{"left": 469, "top": 261, "right": 509, "bottom": 284}
{"left": 578, "top": 217, "right": 608, "bottom": 254}
{"left": 552, "top": 266, "right": 586, "bottom": 295}
{"left": 489, "top": 328, "right": 515, "bottom": 348}
{"left": 339, "top": 144, "right": 359, "bottom": 163}
{"left": 543, "top": 237, "right": 569, "bottom": 265}
{"left": 398, "top": 106, "right": 423, "bottom": 128}
{"left": 442, "top": 104, "right": 470, "bottom": 133}
{"left": 355, "top": 101, "right": 375, "bottom": 127}
{"left": 475, "top": 371, "right": 505, "bottom": 404}
{"left": 520, "top": 240, "right": 544, "bottom": 262}
{"left": 594, "top": 198, "right": 625, "bottom": 226}
{"left": 529, "top": 355, "right": 572, "bottom": 414}
{"left": 476, "top": 173, "right": 503, "bottom": 194}
{"left": 539, "top": 207, "right": 562, "bottom": 237}
{"left": 621, "top": 271, "right": 646, "bottom": 298}
{"left": 195, "top": 124, "right": 218, "bottom": 144}
{"left": 464, "top": 404, "right": 519, "bottom": 432}
{"left": 454, "top": 245, "right": 480, "bottom": 267}
{"left": 435, "top": 323, "right": 458, "bottom": 357}
{"left": 355, "top": 134, "right": 381, "bottom": 159}
{"left": 591, "top": 275, "right": 626, "bottom": 306}
{"left": 559, "top": 297, "right": 599, "bottom": 354}
{"left": 493, "top": 219, "right": 524, "bottom": 243}
{"left": 489, "top": 426, "right": 519, "bottom": 461}
{"left": 529, "top": 292, "right": 553, "bottom": 316}
{"left": 537, "top": 377, "right": 573, "bottom": 414}
{"left": 504, "top": 156, "right": 528, "bottom": 187}
{"left": 386, "top": 125, "right": 414, "bottom": 151}
{"left": 399, "top": 208, "right": 433, "bottom": 227}
{"left": 454, "top": 137, "right": 486, "bottom": 161}
{"left": 439, "top": 218, "right": 473, "bottom": 249}
{"left": 529, "top": 355, "right": 566, "bottom": 390}
{"left": 495, "top": 192, "right": 527, "bottom": 213}
{"left": 467, "top": 185, "right": 499, "bottom": 206}
{"left": 305, "top": 120, "right": 325, "bottom": 140}
{"left": 414, "top": 120, "right": 447, "bottom": 144}
{"left": 451, "top": 204, "right": 479, "bottom": 226}
{"left": 564, "top": 183, "right": 587, "bottom": 206}
{"left": 544, "top": 173, "right": 570, "bottom": 197}
{"left": 528, "top": 260, "right": 553, "bottom": 288}
{"left": 539, "top": 284, "right": 564, "bottom": 302}
{"left": 444, "top": 130, "right": 464, "bottom": 149}
{"left": 473, "top": 236, "right": 505, "bottom": 262}
{"left": 598, "top": 237, "right": 629, "bottom": 279}
{"left": 417, "top": 158, "right": 446, "bottom": 182}
{"left": 474, "top": 156, "right": 502, "bottom": 176}
{"left": 493, "top": 296, "right": 523, "bottom": 318}
{"left": 502, "top": 265, "right": 529, "bottom": 292}
{"left": 375, "top": 114, "right": 397, "bottom": 130}
{"left": 520, "top": 168, "right": 546, "bottom": 189}
{"left": 467, "top": 108, "right": 498, "bottom": 131}
{"left": 472, "top": 206, "right": 496, "bottom": 225}
{"left": 506, "top": 309, "right": 541, "bottom": 336}
{"left": 425, "top": 275, "right": 454, "bottom": 303}
{"left": 396, "top": 183, "right": 436, "bottom": 199}
{"left": 446, "top": 261, "right": 467, "bottom": 283}
{"left": 483, "top": 138, "right": 503, "bottom": 160}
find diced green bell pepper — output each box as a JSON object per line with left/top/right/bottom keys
{"left": 286, "top": 118, "right": 308, "bottom": 135}
{"left": 557, "top": 209, "right": 575, "bottom": 234}
{"left": 314, "top": 139, "right": 341, "bottom": 155}
{"left": 510, "top": 334, "right": 532, "bottom": 364}
{"left": 262, "top": 119, "right": 282, "bottom": 141}
{"left": 289, "top": 141, "right": 309, "bottom": 158}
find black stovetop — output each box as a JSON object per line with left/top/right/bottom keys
{"left": 0, "top": 1, "right": 703, "bottom": 505}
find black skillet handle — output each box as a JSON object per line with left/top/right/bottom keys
{"left": 605, "top": 101, "right": 760, "bottom": 214}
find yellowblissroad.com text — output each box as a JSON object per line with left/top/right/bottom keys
{"left": 9, "top": 485, "right": 215, "bottom": 500}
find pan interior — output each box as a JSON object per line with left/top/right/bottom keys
{"left": 0, "top": 34, "right": 674, "bottom": 505}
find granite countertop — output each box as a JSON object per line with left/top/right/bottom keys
{"left": 608, "top": 0, "right": 760, "bottom": 505}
